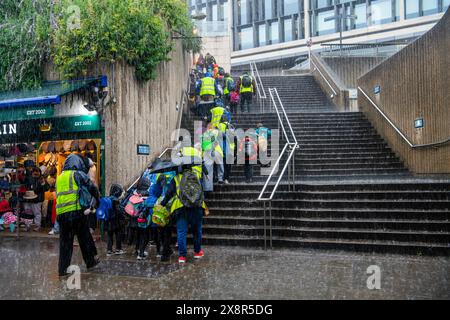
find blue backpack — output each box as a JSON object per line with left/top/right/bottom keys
{"left": 96, "top": 197, "right": 113, "bottom": 221}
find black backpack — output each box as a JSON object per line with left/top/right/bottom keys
{"left": 227, "top": 78, "right": 236, "bottom": 92}
{"left": 242, "top": 75, "right": 252, "bottom": 88}
{"left": 178, "top": 171, "right": 204, "bottom": 208}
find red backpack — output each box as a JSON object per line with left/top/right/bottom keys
{"left": 230, "top": 91, "right": 240, "bottom": 104}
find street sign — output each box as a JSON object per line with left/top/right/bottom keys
{"left": 374, "top": 86, "right": 381, "bottom": 94}
{"left": 415, "top": 118, "right": 424, "bottom": 129}
{"left": 137, "top": 144, "right": 151, "bottom": 155}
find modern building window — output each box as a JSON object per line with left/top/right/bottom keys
{"left": 316, "top": 10, "right": 336, "bottom": 35}
{"left": 370, "top": 0, "right": 393, "bottom": 25}
{"left": 405, "top": 0, "right": 420, "bottom": 18}
{"left": 212, "top": 4, "right": 218, "bottom": 21}
{"left": 316, "top": 0, "right": 331, "bottom": 9}
{"left": 284, "top": 18, "right": 293, "bottom": 41}
{"left": 354, "top": 3, "right": 368, "bottom": 28}
{"left": 259, "top": 24, "right": 267, "bottom": 46}
{"left": 239, "top": 27, "right": 254, "bottom": 49}
{"left": 444, "top": 0, "right": 450, "bottom": 10}
{"left": 239, "top": 0, "right": 249, "bottom": 25}
{"left": 422, "top": 0, "right": 439, "bottom": 16}
{"left": 284, "top": 0, "right": 299, "bottom": 16}
{"left": 269, "top": 21, "right": 279, "bottom": 44}
{"left": 265, "top": 0, "right": 273, "bottom": 20}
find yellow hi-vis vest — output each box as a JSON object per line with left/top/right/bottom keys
{"left": 218, "top": 122, "right": 236, "bottom": 152}
{"left": 223, "top": 77, "right": 234, "bottom": 95}
{"left": 181, "top": 147, "right": 203, "bottom": 179}
{"left": 210, "top": 106, "right": 225, "bottom": 127}
{"left": 170, "top": 173, "right": 207, "bottom": 214}
{"left": 240, "top": 75, "right": 253, "bottom": 93}
{"left": 56, "top": 170, "right": 81, "bottom": 215}
{"left": 200, "top": 77, "right": 216, "bottom": 97}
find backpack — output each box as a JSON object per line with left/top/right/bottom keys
{"left": 227, "top": 79, "right": 236, "bottom": 92}
{"left": 96, "top": 197, "right": 113, "bottom": 221}
{"left": 218, "top": 67, "right": 225, "bottom": 76}
{"left": 242, "top": 75, "right": 252, "bottom": 88}
{"left": 151, "top": 204, "right": 171, "bottom": 227}
{"left": 177, "top": 171, "right": 204, "bottom": 208}
{"left": 124, "top": 195, "right": 144, "bottom": 217}
{"left": 230, "top": 92, "right": 240, "bottom": 104}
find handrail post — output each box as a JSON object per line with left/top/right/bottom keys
{"left": 269, "top": 200, "right": 273, "bottom": 249}
{"left": 263, "top": 201, "right": 267, "bottom": 251}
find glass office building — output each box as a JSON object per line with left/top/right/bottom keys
{"left": 188, "top": 1, "right": 450, "bottom": 52}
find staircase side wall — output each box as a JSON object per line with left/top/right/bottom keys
{"left": 358, "top": 9, "right": 450, "bottom": 174}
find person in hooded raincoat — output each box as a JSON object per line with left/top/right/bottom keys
{"left": 56, "top": 154, "right": 101, "bottom": 277}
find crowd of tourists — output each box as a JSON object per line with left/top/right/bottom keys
{"left": 0, "top": 53, "right": 274, "bottom": 277}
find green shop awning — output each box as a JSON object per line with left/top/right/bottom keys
{"left": 0, "top": 76, "right": 107, "bottom": 109}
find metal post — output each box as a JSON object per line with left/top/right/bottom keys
{"left": 269, "top": 200, "right": 273, "bottom": 249}
{"left": 263, "top": 201, "right": 267, "bottom": 250}
{"left": 340, "top": 14, "right": 343, "bottom": 56}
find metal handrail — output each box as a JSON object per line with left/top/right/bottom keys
{"left": 271, "top": 88, "right": 298, "bottom": 145}
{"left": 358, "top": 87, "right": 450, "bottom": 149}
{"left": 257, "top": 87, "right": 298, "bottom": 250}
{"left": 250, "top": 61, "right": 269, "bottom": 113}
{"left": 250, "top": 62, "right": 267, "bottom": 99}
{"left": 310, "top": 58, "right": 338, "bottom": 96}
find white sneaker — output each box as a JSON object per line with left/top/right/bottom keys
{"left": 48, "top": 229, "right": 59, "bottom": 235}
{"left": 137, "top": 255, "right": 146, "bottom": 260}
{"left": 224, "top": 179, "right": 230, "bottom": 184}
{"left": 114, "top": 250, "right": 125, "bottom": 255}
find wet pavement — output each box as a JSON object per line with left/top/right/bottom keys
{"left": 0, "top": 236, "right": 449, "bottom": 300}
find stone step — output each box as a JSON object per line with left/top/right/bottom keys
{"left": 204, "top": 216, "right": 450, "bottom": 232}
{"left": 204, "top": 199, "right": 450, "bottom": 210}
{"left": 201, "top": 224, "right": 450, "bottom": 243}
{"left": 206, "top": 207, "right": 450, "bottom": 220}
{"left": 197, "top": 234, "right": 450, "bottom": 255}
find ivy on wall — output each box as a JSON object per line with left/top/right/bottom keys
{"left": 0, "top": 0, "right": 201, "bottom": 92}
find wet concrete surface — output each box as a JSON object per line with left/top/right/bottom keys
{"left": 0, "top": 236, "right": 448, "bottom": 300}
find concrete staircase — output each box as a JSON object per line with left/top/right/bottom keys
{"left": 181, "top": 75, "right": 450, "bottom": 255}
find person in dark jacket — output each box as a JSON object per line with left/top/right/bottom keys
{"left": 56, "top": 154, "right": 101, "bottom": 277}
{"left": 23, "top": 166, "right": 49, "bottom": 231}
{"left": 105, "top": 184, "right": 125, "bottom": 256}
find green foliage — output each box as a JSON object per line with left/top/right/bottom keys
{"left": 0, "top": 0, "right": 200, "bottom": 91}
{"left": 0, "top": 0, "right": 54, "bottom": 91}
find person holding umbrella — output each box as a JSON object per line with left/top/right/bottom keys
{"left": 150, "top": 152, "right": 207, "bottom": 264}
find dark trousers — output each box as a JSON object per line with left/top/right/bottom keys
{"left": 240, "top": 92, "right": 253, "bottom": 112}
{"left": 137, "top": 227, "right": 150, "bottom": 256}
{"left": 107, "top": 229, "right": 122, "bottom": 252}
{"left": 244, "top": 161, "right": 254, "bottom": 181}
{"left": 224, "top": 163, "right": 231, "bottom": 181}
{"left": 58, "top": 211, "right": 97, "bottom": 276}
{"left": 155, "top": 226, "right": 173, "bottom": 258}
